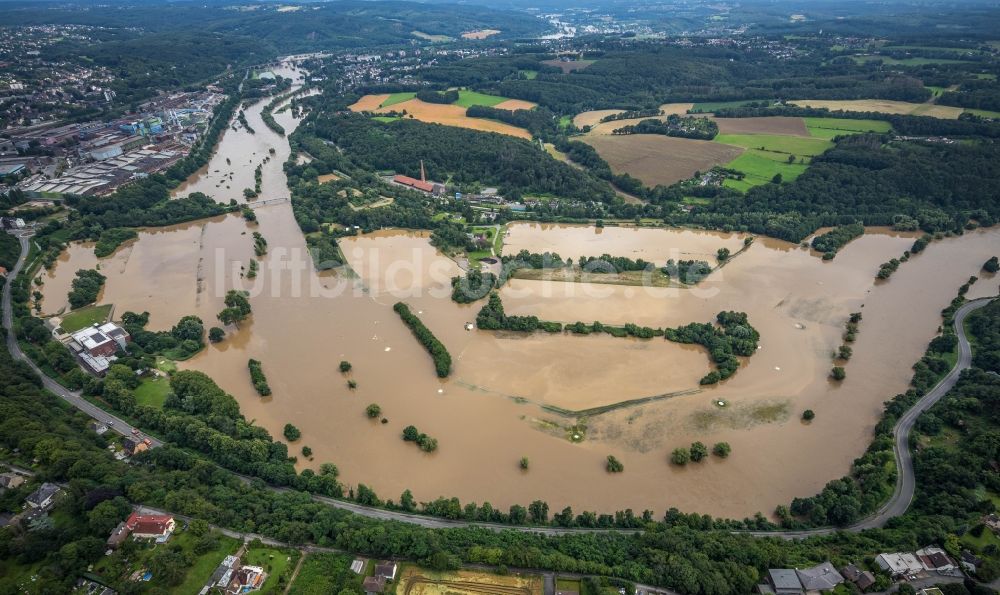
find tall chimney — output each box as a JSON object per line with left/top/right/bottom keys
{"left": 420, "top": 160, "right": 426, "bottom": 182}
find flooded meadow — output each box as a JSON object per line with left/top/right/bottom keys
{"left": 37, "top": 60, "right": 1000, "bottom": 518}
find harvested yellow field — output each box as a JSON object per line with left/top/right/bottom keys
{"left": 587, "top": 113, "right": 712, "bottom": 136}
{"left": 349, "top": 94, "right": 390, "bottom": 112}
{"left": 660, "top": 102, "right": 695, "bottom": 115}
{"left": 462, "top": 29, "right": 501, "bottom": 39}
{"left": 374, "top": 98, "right": 532, "bottom": 139}
{"left": 396, "top": 566, "right": 542, "bottom": 595}
{"left": 581, "top": 134, "right": 744, "bottom": 187}
{"left": 494, "top": 99, "right": 537, "bottom": 111}
{"left": 575, "top": 104, "right": 693, "bottom": 129}
{"left": 573, "top": 109, "right": 625, "bottom": 128}
{"left": 790, "top": 99, "right": 964, "bottom": 119}
{"left": 317, "top": 173, "right": 341, "bottom": 184}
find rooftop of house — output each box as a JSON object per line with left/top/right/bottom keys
{"left": 767, "top": 569, "right": 802, "bottom": 592}
{"left": 125, "top": 512, "right": 174, "bottom": 535}
{"left": 25, "top": 482, "right": 61, "bottom": 506}
{"left": 363, "top": 576, "right": 386, "bottom": 594}
{"left": 795, "top": 562, "right": 844, "bottom": 591}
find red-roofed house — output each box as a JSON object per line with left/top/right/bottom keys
{"left": 125, "top": 512, "right": 176, "bottom": 542}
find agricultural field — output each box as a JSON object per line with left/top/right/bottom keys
{"left": 573, "top": 109, "right": 625, "bottom": 128}
{"left": 715, "top": 116, "right": 809, "bottom": 136}
{"left": 714, "top": 133, "right": 833, "bottom": 156}
{"left": 803, "top": 117, "right": 892, "bottom": 139}
{"left": 462, "top": 29, "right": 500, "bottom": 39}
{"left": 454, "top": 90, "right": 511, "bottom": 108}
{"left": 581, "top": 134, "right": 743, "bottom": 187}
{"left": 317, "top": 173, "right": 341, "bottom": 184}
{"left": 412, "top": 31, "right": 453, "bottom": 42}
{"left": 541, "top": 59, "right": 595, "bottom": 73}
{"left": 381, "top": 92, "right": 418, "bottom": 108}
{"left": 691, "top": 99, "right": 775, "bottom": 112}
{"left": 721, "top": 151, "right": 810, "bottom": 191}
{"left": 789, "top": 99, "right": 964, "bottom": 119}
{"left": 349, "top": 90, "right": 535, "bottom": 138}
{"left": 348, "top": 94, "right": 391, "bottom": 111}
{"left": 713, "top": 133, "right": 831, "bottom": 190}
{"left": 396, "top": 565, "right": 543, "bottom": 595}
{"left": 360, "top": 98, "right": 531, "bottom": 139}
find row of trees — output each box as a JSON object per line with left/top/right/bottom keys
{"left": 248, "top": 359, "right": 271, "bottom": 396}
{"left": 393, "top": 302, "right": 452, "bottom": 378}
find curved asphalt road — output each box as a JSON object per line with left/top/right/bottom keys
{"left": 2, "top": 231, "right": 994, "bottom": 538}
{"left": 2, "top": 232, "right": 162, "bottom": 447}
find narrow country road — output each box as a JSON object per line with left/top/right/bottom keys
{"left": 2, "top": 230, "right": 995, "bottom": 538}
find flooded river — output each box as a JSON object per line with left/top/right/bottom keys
{"left": 38, "top": 60, "right": 1000, "bottom": 518}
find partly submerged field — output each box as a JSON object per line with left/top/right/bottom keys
{"left": 581, "top": 134, "right": 744, "bottom": 187}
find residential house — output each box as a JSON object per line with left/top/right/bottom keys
{"left": 875, "top": 553, "right": 923, "bottom": 578}
{"left": 89, "top": 420, "right": 109, "bottom": 435}
{"left": 839, "top": 564, "right": 876, "bottom": 591}
{"left": 226, "top": 565, "right": 266, "bottom": 594}
{"left": 124, "top": 512, "right": 175, "bottom": 541}
{"left": 915, "top": 547, "right": 957, "bottom": 572}
{"left": 207, "top": 555, "right": 241, "bottom": 592}
{"left": 0, "top": 472, "right": 26, "bottom": 490}
{"left": 106, "top": 521, "right": 130, "bottom": 550}
{"left": 961, "top": 551, "right": 982, "bottom": 574}
{"left": 759, "top": 569, "right": 803, "bottom": 595}
{"left": 122, "top": 437, "right": 148, "bottom": 457}
{"left": 363, "top": 576, "right": 386, "bottom": 595}
{"left": 983, "top": 513, "right": 1000, "bottom": 532}
{"left": 25, "top": 482, "right": 61, "bottom": 509}
{"left": 374, "top": 561, "right": 398, "bottom": 581}
{"left": 795, "top": 562, "right": 844, "bottom": 591}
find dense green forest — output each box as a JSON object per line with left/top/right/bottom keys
{"left": 305, "top": 113, "right": 615, "bottom": 202}
{"left": 679, "top": 136, "right": 1000, "bottom": 242}
{"left": 424, "top": 46, "right": 932, "bottom": 113}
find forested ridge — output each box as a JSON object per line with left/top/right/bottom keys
{"left": 306, "top": 113, "right": 615, "bottom": 202}
{"left": 682, "top": 137, "right": 1000, "bottom": 242}
{"left": 424, "top": 45, "right": 932, "bottom": 114}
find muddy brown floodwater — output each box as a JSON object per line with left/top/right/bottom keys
{"left": 38, "top": 61, "right": 1000, "bottom": 518}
